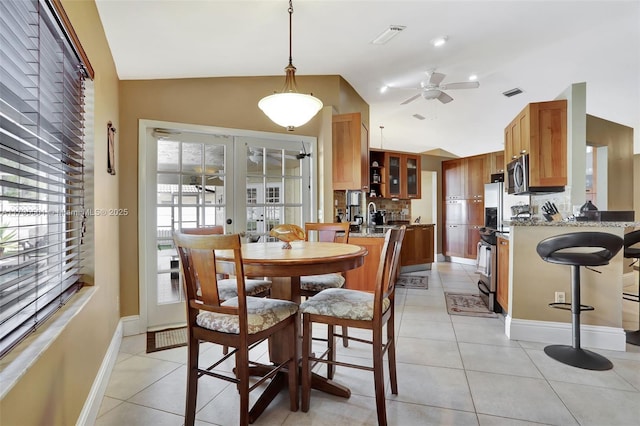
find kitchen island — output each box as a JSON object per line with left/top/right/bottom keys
{"left": 345, "top": 223, "right": 434, "bottom": 291}
{"left": 503, "top": 219, "right": 639, "bottom": 351}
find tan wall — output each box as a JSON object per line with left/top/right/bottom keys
{"left": 119, "top": 75, "right": 368, "bottom": 316}
{"left": 586, "top": 114, "right": 634, "bottom": 210}
{"left": 0, "top": 1, "right": 121, "bottom": 424}
{"left": 510, "top": 225, "right": 625, "bottom": 327}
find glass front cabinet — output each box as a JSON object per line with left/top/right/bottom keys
{"left": 368, "top": 150, "right": 421, "bottom": 199}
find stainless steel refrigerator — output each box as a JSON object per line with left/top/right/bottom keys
{"left": 483, "top": 182, "right": 526, "bottom": 232}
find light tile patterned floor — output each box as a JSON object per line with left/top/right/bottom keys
{"left": 97, "top": 262, "right": 640, "bottom": 425}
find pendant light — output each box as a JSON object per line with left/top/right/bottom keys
{"left": 258, "top": 0, "right": 323, "bottom": 131}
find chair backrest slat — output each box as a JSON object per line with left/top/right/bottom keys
{"left": 173, "top": 232, "right": 248, "bottom": 329}
{"left": 304, "top": 222, "right": 350, "bottom": 243}
{"left": 374, "top": 226, "right": 406, "bottom": 313}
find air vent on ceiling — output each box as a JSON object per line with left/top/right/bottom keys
{"left": 412, "top": 114, "right": 426, "bottom": 120}
{"left": 371, "top": 25, "right": 406, "bottom": 45}
{"left": 503, "top": 88, "right": 523, "bottom": 97}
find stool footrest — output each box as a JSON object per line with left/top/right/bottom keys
{"left": 548, "top": 302, "right": 594, "bottom": 311}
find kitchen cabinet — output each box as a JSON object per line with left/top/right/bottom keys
{"left": 343, "top": 236, "right": 383, "bottom": 292}
{"left": 488, "top": 150, "right": 505, "bottom": 178}
{"left": 465, "top": 154, "right": 487, "bottom": 200}
{"left": 400, "top": 225, "right": 434, "bottom": 267}
{"left": 442, "top": 155, "right": 488, "bottom": 260}
{"left": 368, "top": 149, "right": 421, "bottom": 199}
{"left": 332, "top": 113, "right": 369, "bottom": 191}
{"left": 443, "top": 224, "right": 466, "bottom": 258}
{"left": 496, "top": 235, "right": 509, "bottom": 312}
{"left": 443, "top": 158, "right": 465, "bottom": 199}
{"left": 504, "top": 100, "right": 567, "bottom": 187}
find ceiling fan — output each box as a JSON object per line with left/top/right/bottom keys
{"left": 399, "top": 71, "right": 480, "bottom": 105}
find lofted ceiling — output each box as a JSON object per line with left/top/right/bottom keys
{"left": 95, "top": 0, "right": 640, "bottom": 157}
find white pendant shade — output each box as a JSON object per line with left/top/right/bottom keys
{"left": 259, "top": 92, "right": 323, "bottom": 130}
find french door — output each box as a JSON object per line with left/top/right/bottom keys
{"left": 139, "top": 121, "right": 315, "bottom": 330}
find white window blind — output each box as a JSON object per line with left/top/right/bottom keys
{"left": 0, "top": 0, "right": 89, "bottom": 357}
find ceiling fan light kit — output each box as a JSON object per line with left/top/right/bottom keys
{"left": 399, "top": 69, "right": 480, "bottom": 105}
{"left": 258, "top": 0, "right": 322, "bottom": 131}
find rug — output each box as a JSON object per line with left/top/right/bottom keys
{"left": 444, "top": 292, "right": 497, "bottom": 318}
{"left": 395, "top": 274, "right": 428, "bottom": 289}
{"left": 147, "top": 326, "right": 188, "bottom": 353}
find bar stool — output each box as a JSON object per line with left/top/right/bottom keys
{"left": 536, "top": 231, "right": 623, "bottom": 370}
{"left": 623, "top": 230, "right": 640, "bottom": 345}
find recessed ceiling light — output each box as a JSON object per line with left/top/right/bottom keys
{"left": 380, "top": 85, "right": 388, "bottom": 94}
{"left": 469, "top": 74, "right": 478, "bottom": 81}
{"left": 431, "top": 36, "right": 448, "bottom": 47}
{"left": 371, "top": 25, "right": 406, "bottom": 45}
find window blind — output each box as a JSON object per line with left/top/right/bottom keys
{"left": 0, "top": 0, "right": 88, "bottom": 357}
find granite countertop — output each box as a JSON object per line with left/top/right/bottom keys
{"left": 505, "top": 218, "right": 640, "bottom": 228}
{"left": 350, "top": 223, "right": 434, "bottom": 238}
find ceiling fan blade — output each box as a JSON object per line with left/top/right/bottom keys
{"left": 437, "top": 92, "right": 454, "bottom": 104}
{"left": 427, "top": 72, "right": 446, "bottom": 86}
{"left": 441, "top": 81, "right": 480, "bottom": 90}
{"left": 400, "top": 94, "right": 421, "bottom": 105}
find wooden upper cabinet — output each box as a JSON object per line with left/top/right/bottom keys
{"left": 528, "top": 100, "right": 567, "bottom": 187}
{"left": 465, "top": 154, "right": 487, "bottom": 199}
{"left": 442, "top": 158, "right": 465, "bottom": 199}
{"left": 332, "top": 113, "right": 369, "bottom": 191}
{"left": 504, "top": 100, "right": 567, "bottom": 187}
{"left": 368, "top": 149, "right": 421, "bottom": 199}
{"left": 488, "top": 150, "right": 505, "bottom": 178}
{"left": 403, "top": 154, "right": 421, "bottom": 199}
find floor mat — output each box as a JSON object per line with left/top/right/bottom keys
{"left": 395, "top": 274, "right": 428, "bottom": 289}
{"left": 444, "top": 292, "right": 497, "bottom": 318}
{"left": 147, "top": 326, "right": 188, "bottom": 353}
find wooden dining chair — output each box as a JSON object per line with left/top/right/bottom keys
{"left": 182, "top": 227, "right": 271, "bottom": 300}
{"left": 299, "top": 226, "right": 406, "bottom": 426}
{"left": 301, "top": 222, "right": 351, "bottom": 350}
{"left": 173, "top": 232, "right": 299, "bottom": 426}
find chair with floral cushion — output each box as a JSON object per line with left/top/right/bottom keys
{"left": 301, "top": 222, "right": 351, "bottom": 351}
{"left": 182, "top": 226, "right": 272, "bottom": 299}
{"left": 300, "top": 226, "right": 405, "bottom": 426}
{"left": 173, "top": 232, "right": 298, "bottom": 426}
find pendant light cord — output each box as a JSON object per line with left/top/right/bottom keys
{"left": 288, "top": 0, "right": 293, "bottom": 67}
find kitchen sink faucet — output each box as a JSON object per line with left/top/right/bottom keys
{"left": 367, "top": 202, "right": 377, "bottom": 227}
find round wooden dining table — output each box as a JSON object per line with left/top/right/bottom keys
{"left": 214, "top": 240, "right": 367, "bottom": 420}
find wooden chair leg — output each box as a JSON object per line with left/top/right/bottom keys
{"left": 341, "top": 325, "right": 349, "bottom": 347}
{"left": 185, "top": 336, "right": 199, "bottom": 426}
{"left": 372, "top": 328, "right": 388, "bottom": 426}
{"left": 288, "top": 317, "right": 299, "bottom": 412}
{"left": 301, "top": 314, "right": 312, "bottom": 412}
{"left": 327, "top": 325, "right": 335, "bottom": 380}
{"left": 387, "top": 317, "right": 398, "bottom": 395}
{"left": 237, "top": 345, "right": 250, "bottom": 426}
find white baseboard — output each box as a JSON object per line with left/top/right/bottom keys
{"left": 505, "top": 316, "right": 627, "bottom": 351}
{"left": 76, "top": 319, "right": 123, "bottom": 426}
{"left": 121, "top": 315, "right": 142, "bottom": 336}
{"left": 400, "top": 263, "right": 432, "bottom": 273}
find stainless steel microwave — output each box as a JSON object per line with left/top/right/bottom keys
{"left": 506, "top": 154, "right": 527, "bottom": 194}
{"left": 507, "top": 154, "right": 564, "bottom": 194}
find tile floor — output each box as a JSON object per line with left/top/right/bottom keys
{"left": 97, "top": 262, "right": 640, "bottom": 425}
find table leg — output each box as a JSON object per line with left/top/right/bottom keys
{"left": 266, "top": 276, "right": 351, "bottom": 399}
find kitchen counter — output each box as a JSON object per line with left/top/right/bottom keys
{"left": 504, "top": 222, "right": 636, "bottom": 351}
{"left": 350, "top": 223, "right": 433, "bottom": 238}
{"left": 505, "top": 218, "right": 639, "bottom": 228}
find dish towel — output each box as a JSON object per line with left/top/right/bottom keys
{"left": 476, "top": 242, "right": 488, "bottom": 275}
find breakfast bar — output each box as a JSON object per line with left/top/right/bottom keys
{"left": 503, "top": 220, "right": 639, "bottom": 351}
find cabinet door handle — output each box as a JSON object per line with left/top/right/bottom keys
{"left": 500, "top": 241, "right": 508, "bottom": 245}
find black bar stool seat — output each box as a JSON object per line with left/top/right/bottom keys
{"left": 623, "top": 230, "right": 640, "bottom": 346}
{"left": 537, "top": 231, "right": 623, "bottom": 370}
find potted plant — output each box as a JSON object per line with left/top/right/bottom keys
{"left": 0, "top": 224, "right": 17, "bottom": 256}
